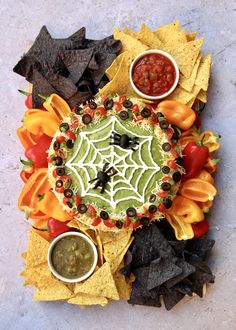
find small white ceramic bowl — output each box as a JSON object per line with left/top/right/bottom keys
{"left": 129, "top": 49, "right": 179, "bottom": 101}
{"left": 47, "top": 231, "right": 98, "bottom": 283}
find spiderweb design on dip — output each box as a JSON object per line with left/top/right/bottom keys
{"left": 48, "top": 95, "right": 184, "bottom": 231}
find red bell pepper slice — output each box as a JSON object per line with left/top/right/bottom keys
{"left": 47, "top": 218, "right": 70, "bottom": 238}
{"left": 192, "top": 219, "right": 209, "bottom": 238}
{"left": 25, "top": 134, "right": 52, "bottom": 168}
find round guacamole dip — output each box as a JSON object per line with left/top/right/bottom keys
{"left": 51, "top": 235, "right": 94, "bottom": 279}
{"left": 48, "top": 95, "right": 183, "bottom": 231}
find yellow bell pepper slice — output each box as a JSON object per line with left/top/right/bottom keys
{"left": 168, "top": 195, "right": 204, "bottom": 223}
{"left": 37, "top": 190, "right": 72, "bottom": 222}
{"left": 166, "top": 214, "right": 194, "bottom": 240}
{"left": 180, "top": 178, "right": 217, "bottom": 202}
{"left": 42, "top": 94, "right": 71, "bottom": 121}
{"left": 200, "top": 130, "right": 221, "bottom": 153}
{"left": 24, "top": 110, "right": 60, "bottom": 137}
{"left": 157, "top": 100, "right": 196, "bottom": 130}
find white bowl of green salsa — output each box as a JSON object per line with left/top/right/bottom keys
{"left": 47, "top": 232, "right": 98, "bottom": 283}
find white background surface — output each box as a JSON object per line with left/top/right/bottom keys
{"left": 0, "top": 0, "right": 236, "bottom": 329}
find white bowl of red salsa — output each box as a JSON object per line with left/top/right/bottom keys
{"left": 130, "top": 49, "right": 179, "bottom": 100}
{"left": 47, "top": 232, "right": 98, "bottom": 283}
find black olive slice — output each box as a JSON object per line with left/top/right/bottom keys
{"left": 161, "top": 182, "right": 171, "bottom": 191}
{"left": 119, "top": 110, "right": 129, "bottom": 120}
{"left": 56, "top": 167, "right": 65, "bottom": 176}
{"left": 88, "top": 100, "right": 97, "bottom": 109}
{"left": 59, "top": 123, "right": 69, "bottom": 132}
{"left": 156, "top": 112, "right": 164, "bottom": 119}
{"left": 162, "top": 142, "right": 171, "bottom": 152}
{"left": 160, "top": 120, "right": 169, "bottom": 130}
{"left": 140, "top": 217, "right": 149, "bottom": 226}
{"left": 126, "top": 207, "right": 136, "bottom": 217}
{"left": 141, "top": 107, "right": 151, "bottom": 118}
{"left": 77, "top": 204, "right": 87, "bottom": 214}
{"left": 175, "top": 157, "right": 184, "bottom": 166}
{"left": 53, "top": 141, "right": 60, "bottom": 150}
{"left": 148, "top": 205, "right": 157, "bottom": 214}
{"left": 123, "top": 99, "right": 133, "bottom": 108}
{"left": 82, "top": 114, "right": 92, "bottom": 125}
{"left": 104, "top": 98, "right": 114, "bottom": 110}
{"left": 116, "top": 221, "right": 123, "bottom": 229}
{"left": 162, "top": 166, "right": 170, "bottom": 174}
{"left": 67, "top": 202, "right": 73, "bottom": 208}
{"left": 75, "top": 106, "right": 83, "bottom": 115}
{"left": 64, "top": 188, "right": 73, "bottom": 198}
{"left": 149, "top": 194, "right": 156, "bottom": 203}
{"left": 66, "top": 139, "right": 74, "bottom": 149}
{"left": 100, "top": 210, "right": 109, "bottom": 220}
{"left": 54, "top": 156, "right": 63, "bottom": 166}
{"left": 163, "top": 198, "right": 172, "bottom": 209}
{"left": 55, "top": 179, "right": 63, "bottom": 188}
{"left": 173, "top": 171, "right": 182, "bottom": 182}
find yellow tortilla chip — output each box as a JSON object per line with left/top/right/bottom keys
{"left": 195, "top": 54, "right": 212, "bottom": 91}
{"left": 137, "top": 24, "right": 163, "bottom": 49}
{"left": 75, "top": 262, "right": 119, "bottom": 300}
{"left": 21, "top": 252, "right": 27, "bottom": 260}
{"left": 164, "top": 38, "right": 204, "bottom": 78}
{"left": 108, "top": 237, "right": 134, "bottom": 274}
{"left": 168, "top": 86, "right": 195, "bottom": 104}
{"left": 155, "top": 27, "right": 187, "bottom": 45}
{"left": 26, "top": 230, "right": 49, "bottom": 268}
{"left": 33, "top": 280, "right": 72, "bottom": 302}
{"left": 179, "top": 55, "right": 201, "bottom": 92}
{"left": 186, "top": 31, "right": 198, "bottom": 41}
{"left": 106, "top": 51, "right": 132, "bottom": 81}
{"left": 103, "top": 231, "right": 132, "bottom": 265}
{"left": 99, "top": 229, "right": 131, "bottom": 244}
{"left": 96, "top": 234, "right": 104, "bottom": 266}
{"left": 186, "top": 98, "right": 196, "bottom": 108}
{"left": 113, "top": 270, "right": 132, "bottom": 300}
{"left": 67, "top": 219, "right": 97, "bottom": 244}
{"left": 192, "top": 85, "right": 202, "bottom": 97}
{"left": 197, "top": 89, "right": 207, "bottom": 103}
{"left": 154, "top": 20, "right": 180, "bottom": 37}
{"left": 122, "top": 27, "right": 138, "bottom": 38}
{"left": 99, "top": 55, "right": 131, "bottom": 96}
{"left": 113, "top": 27, "right": 148, "bottom": 55}
{"left": 68, "top": 292, "right": 108, "bottom": 306}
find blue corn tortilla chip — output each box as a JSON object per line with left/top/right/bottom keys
{"left": 32, "top": 70, "right": 57, "bottom": 108}
{"left": 165, "top": 258, "right": 196, "bottom": 288}
{"left": 186, "top": 238, "right": 215, "bottom": 260}
{"left": 45, "top": 71, "right": 77, "bottom": 99}
{"left": 147, "top": 257, "right": 182, "bottom": 290}
{"left": 162, "top": 288, "right": 185, "bottom": 311}
{"left": 170, "top": 278, "right": 193, "bottom": 296}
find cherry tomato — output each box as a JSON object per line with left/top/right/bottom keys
{"left": 167, "top": 159, "right": 177, "bottom": 169}
{"left": 66, "top": 131, "right": 76, "bottom": 140}
{"left": 55, "top": 186, "right": 65, "bottom": 193}
{"left": 61, "top": 175, "right": 71, "bottom": 183}
{"left": 162, "top": 176, "right": 171, "bottom": 182}
{"left": 96, "top": 107, "right": 107, "bottom": 115}
{"left": 157, "top": 190, "right": 169, "bottom": 197}
{"left": 56, "top": 136, "right": 66, "bottom": 143}
{"left": 63, "top": 197, "right": 70, "bottom": 205}
{"left": 91, "top": 217, "right": 102, "bottom": 226}
{"left": 75, "top": 195, "right": 81, "bottom": 207}
{"left": 124, "top": 216, "right": 131, "bottom": 228}
{"left": 87, "top": 205, "right": 96, "bottom": 218}
{"left": 103, "top": 219, "right": 116, "bottom": 228}
{"left": 114, "top": 102, "right": 122, "bottom": 112}
{"left": 132, "top": 220, "right": 141, "bottom": 229}
{"left": 101, "top": 95, "right": 108, "bottom": 105}
{"left": 119, "top": 95, "right": 126, "bottom": 103}
{"left": 53, "top": 168, "right": 58, "bottom": 178}
{"left": 158, "top": 203, "right": 166, "bottom": 213}
{"left": 132, "top": 104, "right": 140, "bottom": 113}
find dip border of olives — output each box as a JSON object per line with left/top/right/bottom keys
{"left": 129, "top": 49, "right": 179, "bottom": 101}
{"left": 47, "top": 232, "right": 98, "bottom": 283}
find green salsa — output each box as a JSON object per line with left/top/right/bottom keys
{"left": 51, "top": 235, "right": 94, "bottom": 279}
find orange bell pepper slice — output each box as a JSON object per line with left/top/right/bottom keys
{"left": 196, "top": 169, "right": 214, "bottom": 184}
{"left": 37, "top": 190, "right": 72, "bottom": 222}
{"left": 180, "top": 178, "right": 217, "bottom": 202}
{"left": 166, "top": 214, "right": 194, "bottom": 240}
{"left": 18, "top": 168, "right": 51, "bottom": 218}
{"left": 197, "top": 200, "right": 213, "bottom": 213}
{"left": 179, "top": 128, "right": 199, "bottom": 149}
{"left": 17, "top": 127, "right": 42, "bottom": 149}
{"left": 168, "top": 195, "right": 204, "bottom": 223}
{"left": 157, "top": 100, "right": 196, "bottom": 130}
{"left": 31, "top": 218, "right": 51, "bottom": 241}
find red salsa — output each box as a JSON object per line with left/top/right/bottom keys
{"left": 132, "top": 53, "right": 176, "bottom": 96}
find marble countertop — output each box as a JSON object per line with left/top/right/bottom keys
{"left": 1, "top": 0, "right": 236, "bottom": 329}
